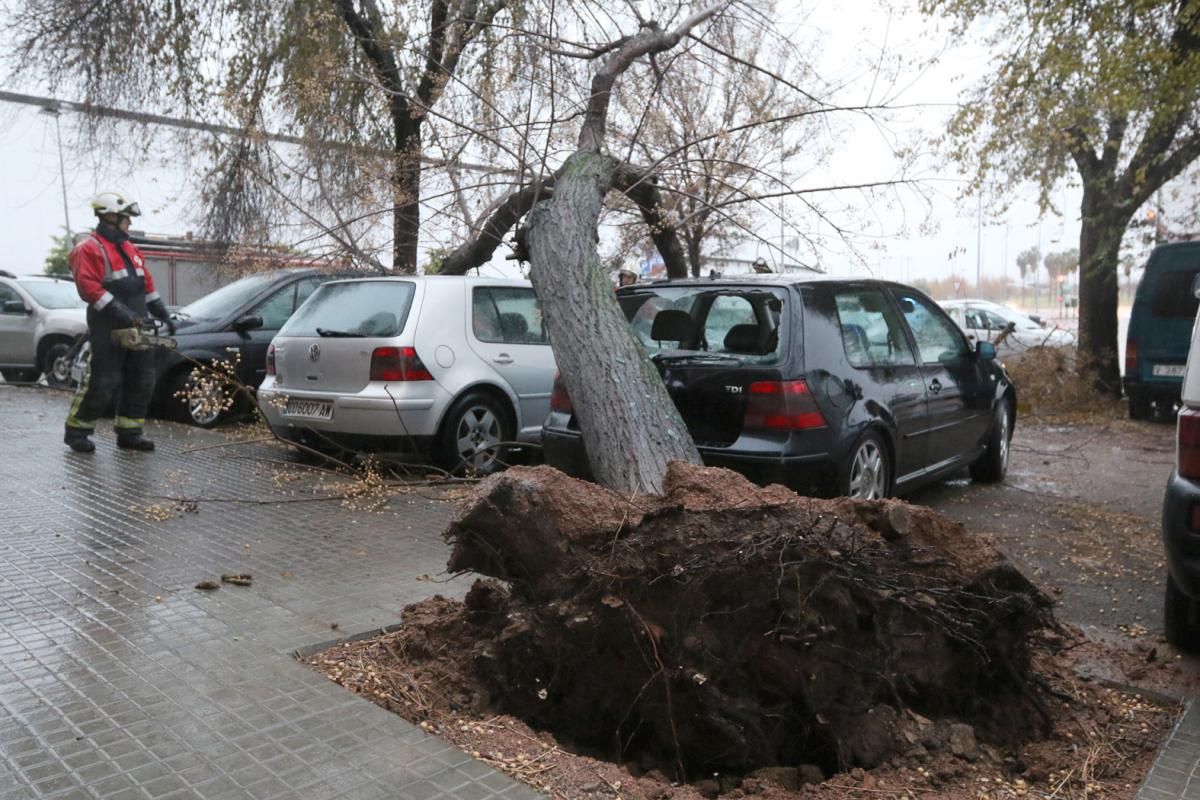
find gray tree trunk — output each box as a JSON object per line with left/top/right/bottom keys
{"left": 526, "top": 152, "right": 701, "bottom": 493}
{"left": 1076, "top": 186, "right": 1126, "bottom": 393}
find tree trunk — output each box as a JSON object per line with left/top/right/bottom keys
{"left": 525, "top": 152, "right": 702, "bottom": 493}
{"left": 686, "top": 232, "right": 703, "bottom": 277}
{"left": 393, "top": 121, "right": 421, "bottom": 273}
{"left": 1076, "top": 186, "right": 1126, "bottom": 394}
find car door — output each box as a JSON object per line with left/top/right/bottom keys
{"left": 231, "top": 275, "right": 333, "bottom": 387}
{"left": 466, "top": 285, "right": 556, "bottom": 437}
{"left": 831, "top": 287, "right": 930, "bottom": 482}
{"left": 0, "top": 283, "right": 37, "bottom": 366}
{"left": 891, "top": 289, "right": 992, "bottom": 470}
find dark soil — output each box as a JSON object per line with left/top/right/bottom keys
{"left": 306, "top": 464, "right": 1180, "bottom": 799}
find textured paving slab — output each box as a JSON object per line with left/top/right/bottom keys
{"left": 0, "top": 386, "right": 540, "bottom": 800}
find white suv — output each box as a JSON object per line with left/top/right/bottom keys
{"left": 257, "top": 275, "right": 557, "bottom": 474}
{"left": 0, "top": 272, "right": 87, "bottom": 387}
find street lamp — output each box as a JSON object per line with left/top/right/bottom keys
{"left": 40, "top": 104, "right": 71, "bottom": 243}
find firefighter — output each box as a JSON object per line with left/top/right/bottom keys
{"left": 63, "top": 192, "right": 175, "bottom": 453}
{"left": 617, "top": 267, "right": 639, "bottom": 287}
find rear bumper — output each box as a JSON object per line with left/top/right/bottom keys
{"left": 257, "top": 376, "right": 451, "bottom": 438}
{"left": 541, "top": 425, "right": 835, "bottom": 495}
{"left": 1163, "top": 470, "right": 1200, "bottom": 598}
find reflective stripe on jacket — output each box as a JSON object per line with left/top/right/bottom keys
{"left": 69, "top": 232, "right": 158, "bottom": 311}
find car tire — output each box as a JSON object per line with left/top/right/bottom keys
{"left": 1, "top": 368, "right": 41, "bottom": 383}
{"left": 1165, "top": 573, "right": 1200, "bottom": 652}
{"left": 841, "top": 430, "right": 890, "bottom": 500}
{"left": 970, "top": 400, "right": 1013, "bottom": 484}
{"left": 1129, "top": 388, "right": 1150, "bottom": 420}
{"left": 437, "top": 391, "right": 513, "bottom": 476}
{"left": 42, "top": 342, "right": 74, "bottom": 389}
{"left": 168, "top": 366, "right": 228, "bottom": 428}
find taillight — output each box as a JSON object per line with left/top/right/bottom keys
{"left": 266, "top": 344, "right": 276, "bottom": 375}
{"left": 744, "top": 380, "right": 827, "bottom": 430}
{"left": 550, "top": 372, "right": 573, "bottom": 414}
{"left": 1126, "top": 339, "right": 1138, "bottom": 376}
{"left": 1179, "top": 407, "right": 1200, "bottom": 479}
{"left": 370, "top": 347, "right": 432, "bottom": 382}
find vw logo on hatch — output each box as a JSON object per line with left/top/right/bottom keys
{"left": 308, "top": 343, "right": 321, "bottom": 362}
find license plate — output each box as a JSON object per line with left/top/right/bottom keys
{"left": 1153, "top": 364, "right": 1186, "bottom": 377}
{"left": 282, "top": 398, "right": 334, "bottom": 419}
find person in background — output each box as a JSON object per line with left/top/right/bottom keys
{"left": 63, "top": 192, "right": 175, "bottom": 453}
{"left": 617, "top": 268, "right": 639, "bottom": 288}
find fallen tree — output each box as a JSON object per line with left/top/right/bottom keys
{"left": 441, "top": 463, "right": 1056, "bottom": 779}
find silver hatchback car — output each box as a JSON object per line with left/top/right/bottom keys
{"left": 257, "top": 275, "right": 556, "bottom": 474}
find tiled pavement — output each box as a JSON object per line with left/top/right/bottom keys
{"left": 0, "top": 386, "right": 541, "bottom": 800}
{"left": 8, "top": 384, "right": 1200, "bottom": 800}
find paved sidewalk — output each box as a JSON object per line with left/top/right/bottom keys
{"left": 0, "top": 386, "right": 540, "bottom": 800}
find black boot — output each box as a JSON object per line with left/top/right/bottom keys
{"left": 116, "top": 430, "right": 155, "bottom": 452}
{"left": 64, "top": 428, "right": 95, "bottom": 453}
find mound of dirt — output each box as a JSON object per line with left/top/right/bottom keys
{"left": 306, "top": 463, "right": 1179, "bottom": 799}
{"left": 438, "top": 463, "right": 1059, "bottom": 778}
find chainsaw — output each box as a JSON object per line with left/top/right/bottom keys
{"left": 111, "top": 320, "right": 178, "bottom": 351}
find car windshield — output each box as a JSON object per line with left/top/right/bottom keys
{"left": 18, "top": 279, "right": 85, "bottom": 309}
{"left": 280, "top": 280, "right": 416, "bottom": 338}
{"left": 618, "top": 285, "right": 787, "bottom": 364}
{"left": 177, "top": 272, "right": 283, "bottom": 320}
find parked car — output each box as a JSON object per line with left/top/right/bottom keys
{"left": 543, "top": 276, "right": 1016, "bottom": 499}
{"left": 940, "top": 299, "right": 1073, "bottom": 355}
{"left": 1126, "top": 242, "right": 1200, "bottom": 420}
{"left": 0, "top": 271, "right": 87, "bottom": 387}
{"left": 257, "top": 276, "right": 557, "bottom": 474}
{"left": 1160, "top": 272, "right": 1200, "bottom": 650}
{"left": 70, "top": 267, "right": 351, "bottom": 426}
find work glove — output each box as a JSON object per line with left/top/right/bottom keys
{"left": 148, "top": 299, "right": 176, "bottom": 336}
{"left": 106, "top": 301, "right": 136, "bottom": 329}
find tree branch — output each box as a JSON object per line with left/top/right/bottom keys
{"left": 611, "top": 162, "right": 688, "bottom": 278}
{"left": 439, "top": 177, "right": 556, "bottom": 274}
{"left": 578, "top": 2, "right": 730, "bottom": 152}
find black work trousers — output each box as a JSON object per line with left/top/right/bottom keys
{"left": 65, "top": 322, "right": 155, "bottom": 433}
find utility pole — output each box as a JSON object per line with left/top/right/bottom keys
{"left": 976, "top": 190, "right": 983, "bottom": 298}
{"left": 1035, "top": 216, "right": 1043, "bottom": 314}
{"left": 40, "top": 105, "right": 71, "bottom": 241}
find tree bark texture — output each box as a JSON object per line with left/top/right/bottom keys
{"left": 525, "top": 152, "right": 702, "bottom": 493}
{"left": 1076, "top": 186, "right": 1125, "bottom": 393}
{"left": 393, "top": 122, "right": 422, "bottom": 273}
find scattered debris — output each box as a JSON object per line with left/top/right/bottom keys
{"left": 194, "top": 580, "right": 220, "bottom": 591}
{"left": 220, "top": 573, "right": 253, "bottom": 586}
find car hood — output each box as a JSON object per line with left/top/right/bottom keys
{"left": 42, "top": 307, "right": 88, "bottom": 334}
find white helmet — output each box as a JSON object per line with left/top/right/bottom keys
{"left": 90, "top": 191, "right": 141, "bottom": 218}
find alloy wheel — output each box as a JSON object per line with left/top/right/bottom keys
{"left": 848, "top": 440, "right": 886, "bottom": 500}
{"left": 455, "top": 405, "right": 503, "bottom": 471}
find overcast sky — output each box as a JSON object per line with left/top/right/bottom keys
{"left": 0, "top": 0, "right": 1090, "bottom": 293}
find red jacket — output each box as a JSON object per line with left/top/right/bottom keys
{"left": 70, "top": 232, "right": 159, "bottom": 311}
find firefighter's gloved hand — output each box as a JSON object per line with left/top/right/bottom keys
{"left": 106, "top": 301, "right": 136, "bottom": 329}
{"left": 148, "top": 299, "right": 175, "bottom": 335}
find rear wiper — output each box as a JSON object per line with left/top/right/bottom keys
{"left": 651, "top": 353, "right": 740, "bottom": 365}
{"left": 315, "top": 327, "right": 365, "bottom": 338}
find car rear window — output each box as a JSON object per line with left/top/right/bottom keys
{"left": 280, "top": 280, "right": 415, "bottom": 337}
{"left": 617, "top": 286, "right": 787, "bottom": 364}
{"left": 1151, "top": 269, "right": 1200, "bottom": 319}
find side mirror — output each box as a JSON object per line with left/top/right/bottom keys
{"left": 1027, "top": 314, "right": 1044, "bottom": 327}
{"left": 2, "top": 300, "right": 28, "bottom": 314}
{"left": 232, "top": 314, "right": 264, "bottom": 333}
{"left": 977, "top": 340, "right": 997, "bottom": 361}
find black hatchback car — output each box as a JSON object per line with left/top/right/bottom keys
{"left": 74, "top": 268, "right": 354, "bottom": 426}
{"left": 542, "top": 276, "right": 1016, "bottom": 498}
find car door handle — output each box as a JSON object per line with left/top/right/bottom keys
{"left": 493, "top": 354, "right": 513, "bottom": 365}
{"left": 928, "top": 378, "right": 942, "bottom": 394}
